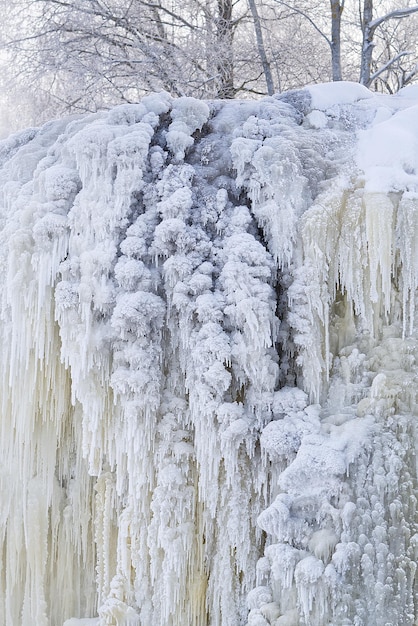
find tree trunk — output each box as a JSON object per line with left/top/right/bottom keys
{"left": 359, "top": 0, "right": 374, "bottom": 85}
{"left": 216, "top": 0, "right": 234, "bottom": 98}
{"left": 330, "top": 0, "right": 343, "bottom": 81}
{"left": 247, "top": 0, "right": 275, "bottom": 95}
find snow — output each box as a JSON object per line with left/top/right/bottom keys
{"left": 358, "top": 105, "right": 418, "bottom": 192}
{"left": 0, "top": 83, "right": 416, "bottom": 626}
{"left": 306, "top": 81, "right": 374, "bottom": 109}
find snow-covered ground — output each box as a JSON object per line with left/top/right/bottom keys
{"left": 0, "top": 82, "right": 417, "bottom": 626}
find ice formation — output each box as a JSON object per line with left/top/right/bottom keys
{"left": 0, "top": 84, "right": 417, "bottom": 626}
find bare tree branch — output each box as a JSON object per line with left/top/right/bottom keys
{"left": 369, "top": 5, "right": 418, "bottom": 32}
{"left": 369, "top": 50, "right": 412, "bottom": 83}
{"left": 272, "top": 0, "right": 331, "bottom": 48}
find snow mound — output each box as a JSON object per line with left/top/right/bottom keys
{"left": 307, "top": 81, "right": 373, "bottom": 110}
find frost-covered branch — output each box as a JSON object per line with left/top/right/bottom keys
{"left": 369, "top": 5, "right": 418, "bottom": 32}
{"left": 272, "top": 0, "right": 331, "bottom": 47}
{"left": 403, "top": 63, "right": 418, "bottom": 86}
{"left": 369, "top": 50, "right": 411, "bottom": 84}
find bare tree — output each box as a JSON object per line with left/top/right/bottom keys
{"left": 1, "top": 0, "right": 252, "bottom": 112}
{"left": 272, "top": 0, "right": 343, "bottom": 82}
{"left": 3, "top": 0, "right": 337, "bottom": 120}
{"left": 359, "top": 0, "right": 418, "bottom": 87}
{"left": 2, "top": 0, "right": 418, "bottom": 134}
{"left": 272, "top": 0, "right": 418, "bottom": 88}
{"left": 368, "top": 12, "right": 418, "bottom": 93}
{"left": 247, "top": 0, "right": 274, "bottom": 95}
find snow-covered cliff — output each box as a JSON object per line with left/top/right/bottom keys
{"left": 0, "top": 83, "right": 416, "bottom": 626}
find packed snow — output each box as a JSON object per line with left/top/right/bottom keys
{"left": 0, "top": 82, "right": 417, "bottom": 626}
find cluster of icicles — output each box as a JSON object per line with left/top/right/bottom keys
{"left": 0, "top": 88, "right": 416, "bottom": 626}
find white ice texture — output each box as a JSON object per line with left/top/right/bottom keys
{"left": 0, "top": 83, "right": 417, "bottom": 626}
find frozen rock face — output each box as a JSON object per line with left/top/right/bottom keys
{"left": 0, "top": 84, "right": 416, "bottom": 626}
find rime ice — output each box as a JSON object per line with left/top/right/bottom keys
{"left": 0, "top": 84, "right": 417, "bottom": 626}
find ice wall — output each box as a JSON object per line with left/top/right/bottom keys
{"left": 0, "top": 83, "right": 416, "bottom": 626}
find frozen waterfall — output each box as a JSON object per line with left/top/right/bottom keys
{"left": 0, "top": 82, "right": 416, "bottom": 626}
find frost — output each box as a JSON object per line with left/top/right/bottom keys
{"left": 305, "top": 110, "right": 327, "bottom": 129}
{"left": 114, "top": 259, "right": 151, "bottom": 292}
{"left": 170, "top": 96, "right": 210, "bottom": 134}
{"left": 166, "top": 97, "right": 210, "bottom": 161}
{"left": 112, "top": 292, "right": 165, "bottom": 337}
{"left": 308, "top": 529, "right": 339, "bottom": 563}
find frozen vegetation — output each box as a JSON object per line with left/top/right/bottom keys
{"left": 0, "top": 82, "right": 416, "bottom": 626}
